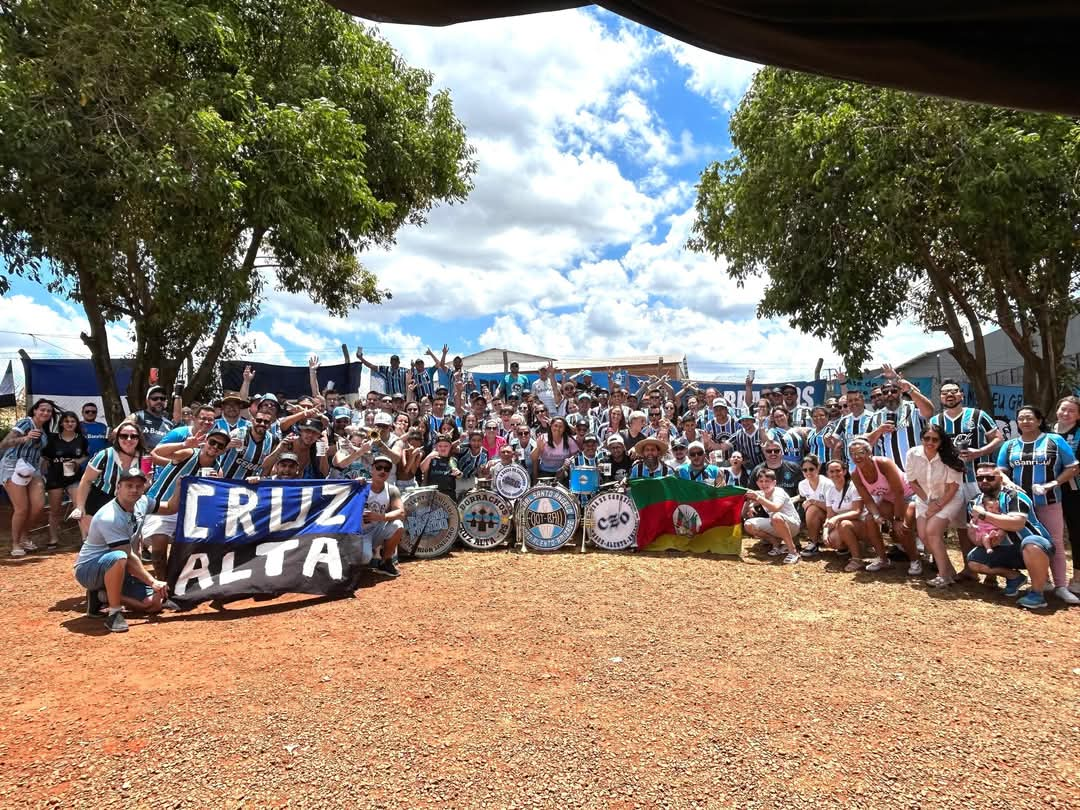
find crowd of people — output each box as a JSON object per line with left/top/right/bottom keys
{"left": 1, "top": 346, "right": 1078, "bottom": 631}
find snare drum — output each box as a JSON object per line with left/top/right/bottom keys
{"left": 400, "top": 487, "right": 459, "bottom": 559}
{"left": 516, "top": 485, "right": 580, "bottom": 551}
{"left": 584, "top": 491, "right": 639, "bottom": 551}
{"left": 568, "top": 465, "right": 599, "bottom": 496}
{"left": 493, "top": 463, "right": 530, "bottom": 501}
{"left": 458, "top": 489, "right": 514, "bottom": 549}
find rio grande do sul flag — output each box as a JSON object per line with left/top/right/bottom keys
{"left": 629, "top": 478, "right": 747, "bottom": 555}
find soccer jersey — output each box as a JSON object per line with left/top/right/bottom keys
{"left": 805, "top": 424, "right": 841, "bottom": 464}
{"left": 871, "top": 401, "right": 925, "bottom": 471}
{"left": 630, "top": 460, "right": 673, "bottom": 479}
{"left": 677, "top": 463, "right": 723, "bottom": 485}
{"left": 88, "top": 448, "right": 136, "bottom": 497}
{"left": 967, "top": 489, "right": 1051, "bottom": 546}
{"left": 376, "top": 365, "right": 408, "bottom": 396}
{"left": 789, "top": 405, "right": 814, "bottom": 428}
{"left": 501, "top": 373, "right": 530, "bottom": 400}
{"left": 413, "top": 368, "right": 435, "bottom": 400}
{"left": 703, "top": 417, "right": 737, "bottom": 445}
{"left": 996, "top": 432, "right": 1078, "bottom": 506}
{"left": 220, "top": 432, "right": 277, "bottom": 479}
{"left": 2, "top": 417, "right": 47, "bottom": 467}
{"left": 729, "top": 427, "right": 765, "bottom": 469}
{"left": 455, "top": 447, "right": 489, "bottom": 478}
{"left": 1058, "top": 425, "right": 1080, "bottom": 492}
{"left": 213, "top": 416, "right": 251, "bottom": 434}
{"left": 146, "top": 452, "right": 207, "bottom": 501}
{"left": 134, "top": 410, "right": 174, "bottom": 450}
{"left": 81, "top": 421, "right": 110, "bottom": 459}
{"left": 765, "top": 427, "right": 804, "bottom": 464}
{"left": 74, "top": 496, "right": 156, "bottom": 568}
{"left": 929, "top": 407, "right": 998, "bottom": 482}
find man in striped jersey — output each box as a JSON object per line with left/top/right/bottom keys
{"left": 219, "top": 411, "right": 278, "bottom": 480}
{"left": 929, "top": 380, "right": 1003, "bottom": 567}
{"left": 703, "top": 399, "right": 737, "bottom": 455}
{"left": 144, "top": 426, "right": 230, "bottom": 578}
{"left": 629, "top": 437, "right": 673, "bottom": 479}
{"left": 966, "top": 462, "right": 1055, "bottom": 609}
{"left": 865, "top": 379, "right": 935, "bottom": 471}
{"left": 410, "top": 358, "right": 435, "bottom": 402}
{"left": 836, "top": 390, "right": 875, "bottom": 465}
{"left": 357, "top": 349, "right": 409, "bottom": 397}
{"left": 729, "top": 411, "right": 766, "bottom": 469}
{"left": 779, "top": 383, "right": 813, "bottom": 428}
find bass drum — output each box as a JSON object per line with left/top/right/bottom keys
{"left": 584, "top": 490, "right": 639, "bottom": 551}
{"left": 458, "top": 488, "right": 514, "bottom": 549}
{"left": 400, "top": 487, "right": 460, "bottom": 559}
{"left": 492, "top": 463, "right": 530, "bottom": 501}
{"left": 516, "top": 485, "right": 580, "bottom": 551}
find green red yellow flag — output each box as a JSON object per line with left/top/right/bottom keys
{"left": 629, "top": 477, "right": 747, "bottom": 555}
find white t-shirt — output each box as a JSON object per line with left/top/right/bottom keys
{"left": 798, "top": 476, "right": 834, "bottom": 506}
{"left": 531, "top": 377, "right": 557, "bottom": 412}
{"left": 758, "top": 486, "right": 800, "bottom": 523}
{"left": 825, "top": 480, "right": 861, "bottom": 514}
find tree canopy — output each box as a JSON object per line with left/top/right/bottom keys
{"left": 689, "top": 67, "right": 1080, "bottom": 412}
{"left": 0, "top": 0, "right": 475, "bottom": 422}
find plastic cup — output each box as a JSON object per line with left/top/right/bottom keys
{"left": 63, "top": 460, "right": 76, "bottom": 477}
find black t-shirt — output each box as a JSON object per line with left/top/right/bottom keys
{"left": 425, "top": 455, "right": 458, "bottom": 499}
{"left": 604, "top": 454, "right": 633, "bottom": 483}
{"left": 135, "top": 409, "right": 174, "bottom": 449}
{"left": 44, "top": 432, "right": 89, "bottom": 482}
{"left": 751, "top": 460, "right": 803, "bottom": 497}
{"left": 620, "top": 429, "right": 647, "bottom": 454}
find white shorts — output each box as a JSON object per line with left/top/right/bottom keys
{"left": 915, "top": 490, "right": 967, "bottom": 526}
{"left": 141, "top": 512, "right": 177, "bottom": 539}
{"left": 745, "top": 513, "right": 801, "bottom": 538}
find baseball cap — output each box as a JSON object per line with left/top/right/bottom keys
{"left": 373, "top": 412, "right": 393, "bottom": 426}
{"left": 391, "top": 392, "right": 405, "bottom": 401}
{"left": 712, "top": 398, "right": 729, "bottom": 409}
{"left": 206, "top": 426, "right": 231, "bottom": 441}
{"left": 672, "top": 438, "right": 688, "bottom": 450}
{"left": 736, "top": 410, "right": 755, "bottom": 422}
{"left": 146, "top": 385, "right": 165, "bottom": 400}
{"left": 332, "top": 406, "right": 351, "bottom": 420}
{"left": 606, "top": 435, "right": 625, "bottom": 446}
{"left": 780, "top": 383, "right": 798, "bottom": 393}
{"left": 688, "top": 441, "right": 706, "bottom": 453}
{"left": 297, "top": 418, "right": 322, "bottom": 432}
{"left": 577, "top": 392, "right": 591, "bottom": 401}
{"left": 258, "top": 393, "right": 280, "bottom": 406}
{"left": 580, "top": 369, "right": 593, "bottom": 376}
{"left": 117, "top": 466, "right": 148, "bottom": 482}
{"left": 372, "top": 453, "right": 394, "bottom": 466}
{"left": 584, "top": 434, "right": 599, "bottom": 443}
{"left": 278, "top": 452, "right": 299, "bottom": 463}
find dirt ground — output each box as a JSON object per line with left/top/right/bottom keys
{"left": 0, "top": 518, "right": 1077, "bottom": 810}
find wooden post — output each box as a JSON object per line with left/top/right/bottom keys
{"left": 813, "top": 358, "right": 823, "bottom": 381}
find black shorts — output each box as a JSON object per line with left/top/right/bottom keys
{"left": 45, "top": 473, "right": 79, "bottom": 492}
{"left": 85, "top": 486, "right": 113, "bottom": 516}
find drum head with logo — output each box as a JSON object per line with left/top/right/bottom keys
{"left": 493, "top": 463, "right": 530, "bottom": 501}
{"left": 584, "top": 491, "right": 639, "bottom": 551}
{"left": 568, "top": 465, "right": 599, "bottom": 495}
{"left": 458, "top": 490, "right": 513, "bottom": 549}
{"left": 400, "top": 487, "right": 460, "bottom": 559}
{"left": 517, "top": 485, "right": 579, "bottom": 551}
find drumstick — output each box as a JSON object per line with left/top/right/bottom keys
{"left": 518, "top": 500, "right": 527, "bottom": 553}
{"left": 580, "top": 514, "right": 589, "bottom": 553}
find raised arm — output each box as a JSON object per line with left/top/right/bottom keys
{"left": 355, "top": 346, "right": 378, "bottom": 372}
{"left": 308, "top": 355, "right": 321, "bottom": 399}
{"left": 238, "top": 365, "right": 255, "bottom": 402}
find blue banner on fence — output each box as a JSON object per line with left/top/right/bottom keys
{"left": 167, "top": 478, "right": 371, "bottom": 608}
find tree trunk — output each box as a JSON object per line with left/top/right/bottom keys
{"left": 76, "top": 266, "right": 126, "bottom": 426}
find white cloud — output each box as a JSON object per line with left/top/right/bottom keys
{"left": 660, "top": 39, "right": 760, "bottom": 108}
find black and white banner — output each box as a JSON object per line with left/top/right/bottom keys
{"left": 167, "top": 478, "right": 370, "bottom": 609}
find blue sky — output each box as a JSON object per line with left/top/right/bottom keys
{"left": 0, "top": 6, "right": 945, "bottom": 385}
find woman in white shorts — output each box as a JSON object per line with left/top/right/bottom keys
{"left": 796, "top": 454, "right": 833, "bottom": 556}
{"left": 822, "top": 459, "right": 870, "bottom": 572}
{"left": 0, "top": 399, "right": 54, "bottom": 556}
{"left": 905, "top": 424, "right": 965, "bottom": 587}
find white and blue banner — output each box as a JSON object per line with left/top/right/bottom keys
{"left": 167, "top": 478, "right": 370, "bottom": 609}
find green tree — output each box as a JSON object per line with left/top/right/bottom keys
{"left": 0, "top": 0, "right": 474, "bottom": 424}
{"left": 689, "top": 68, "right": 1080, "bottom": 413}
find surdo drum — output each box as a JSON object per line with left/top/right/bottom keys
{"left": 516, "top": 485, "right": 580, "bottom": 551}
{"left": 584, "top": 491, "right": 639, "bottom": 551}
{"left": 400, "top": 487, "right": 460, "bottom": 559}
{"left": 492, "top": 463, "right": 530, "bottom": 501}
{"left": 458, "top": 488, "right": 514, "bottom": 549}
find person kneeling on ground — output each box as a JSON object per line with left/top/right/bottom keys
{"left": 742, "top": 468, "right": 802, "bottom": 565}
{"left": 362, "top": 454, "right": 405, "bottom": 578}
{"left": 73, "top": 467, "right": 177, "bottom": 633}
{"left": 821, "top": 460, "right": 871, "bottom": 573}
{"left": 966, "top": 462, "right": 1057, "bottom": 611}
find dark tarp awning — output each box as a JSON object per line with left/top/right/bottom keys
{"left": 334, "top": 2, "right": 1080, "bottom": 115}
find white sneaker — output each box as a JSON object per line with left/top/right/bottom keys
{"left": 866, "top": 558, "right": 894, "bottom": 572}
{"left": 907, "top": 560, "right": 923, "bottom": 576}
{"left": 1069, "top": 579, "right": 1080, "bottom": 596}
{"left": 782, "top": 553, "right": 801, "bottom": 565}
{"left": 1053, "top": 586, "right": 1080, "bottom": 605}
{"left": 768, "top": 546, "right": 785, "bottom": 556}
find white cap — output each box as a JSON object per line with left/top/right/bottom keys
{"left": 373, "top": 412, "right": 393, "bottom": 426}
{"left": 711, "top": 398, "right": 729, "bottom": 409}
{"left": 688, "top": 441, "right": 706, "bottom": 453}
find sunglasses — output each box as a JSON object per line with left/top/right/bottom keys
{"left": 941, "top": 389, "right": 962, "bottom": 395}
{"left": 255, "top": 418, "right": 273, "bottom": 426}
{"left": 118, "top": 433, "right": 140, "bottom": 441}
{"left": 372, "top": 464, "right": 392, "bottom": 473}
{"left": 801, "top": 466, "right": 816, "bottom": 472}
{"left": 923, "top": 436, "right": 940, "bottom": 443}
{"left": 764, "top": 449, "right": 781, "bottom": 455}
{"left": 207, "top": 440, "right": 227, "bottom": 450}
{"left": 148, "top": 396, "right": 166, "bottom": 402}
{"left": 975, "top": 475, "right": 997, "bottom": 482}
{"left": 688, "top": 451, "right": 704, "bottom": 457}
